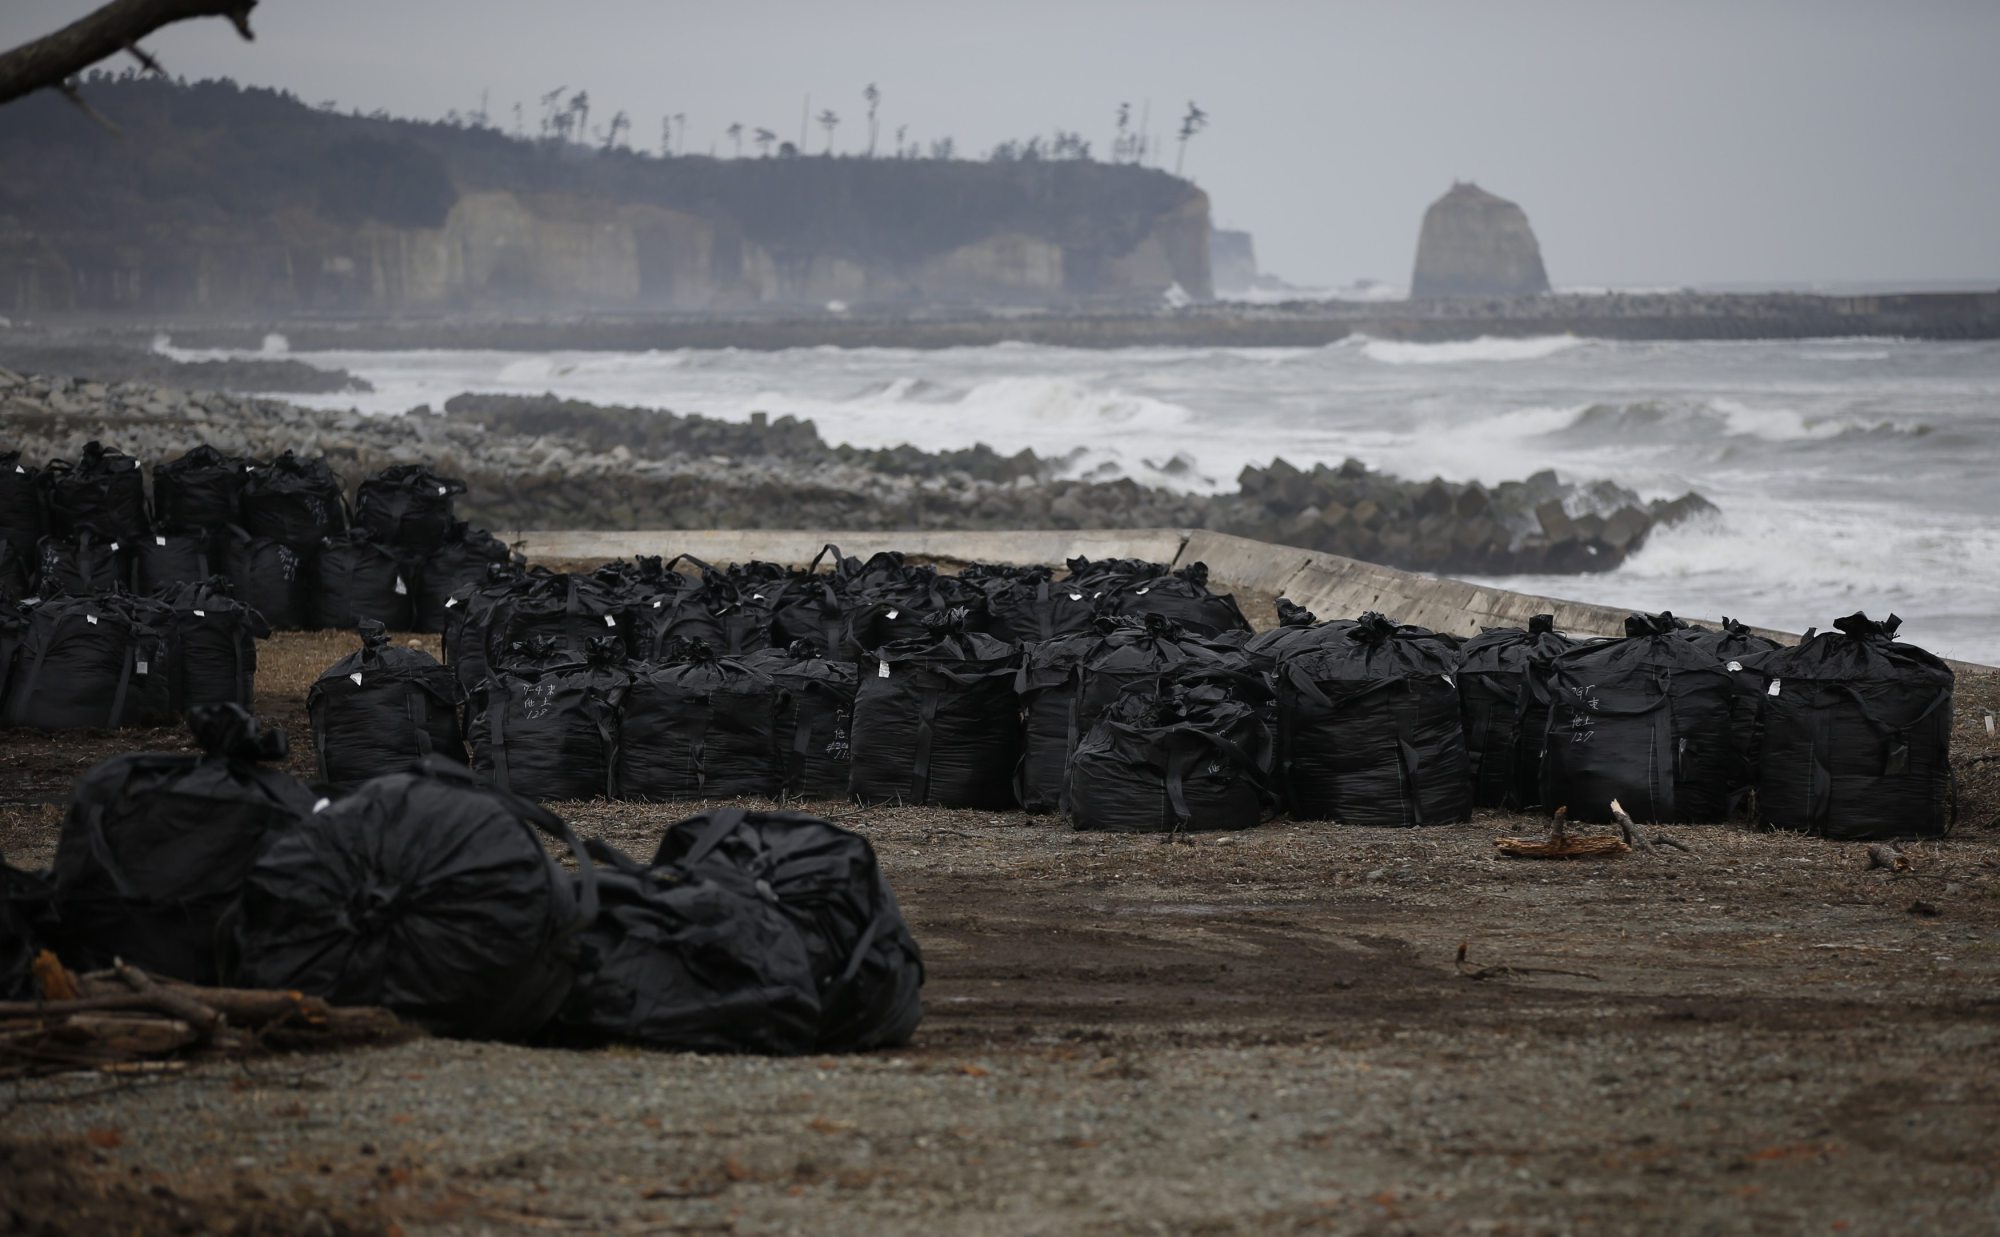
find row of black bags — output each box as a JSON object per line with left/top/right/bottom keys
{"left": 0, "top": 445, "right": 512, "bottom": 634}
{"left": 1451, "top": 609, "right": 1954, "bottom": 840}
{"left": 0, "top": 444, "right": 461, "bottom": 556}
{"left": 0, "top": 706, "right": 923, "bottom": 1054}
{"left": 0, "top": 583, "right": 265, "bottom": 729}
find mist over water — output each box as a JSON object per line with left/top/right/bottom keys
{"left": 188, "top": 335, "right": 2000, "bottom": 663}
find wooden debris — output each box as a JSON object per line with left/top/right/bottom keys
{"left": 1609, "top": 798, "right": 1694, "bottom": 855}
{"left": 0, "top": 959, "right": 410, "bottom": 1079}
{"left": 1495, "top": 805, "right": 1631, "bottom": 859}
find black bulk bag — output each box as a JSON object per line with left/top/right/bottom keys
{"left": 634, "top": 565, "right": 775, "bottom": 658}
{"left": 1455, "top": 614, "right": 1576, "bottom": 810}
{"left": 1277, "top": 613, "right": 1472, "bottom": 826}
{"left": 307, "top": 620, "right": 465, "bottom": 792}
{"left": 45, "top": 441, "right": 148, "bottom": 544}
{"left": 618, "top": 641, "right": 782, "bottom": 800}
{"left": 0, "top": 450, "right": 47, "bottom": 563}
{"left": 1013, "top": 629, "right": 1107, "bottom": 814}
{"left": 1075, "top": 614, "right": 1233, "bottom": 736}
{"left": 241, "top": 450, "right": 347, "bottom": 548}
{"left": 52, "top": 706, "right": 315, "bottom": 983}
{"left": 555, "top": 838, "right": 822, "bottom": 1055}
{"left": 1105, "top": 561, "right": 1251, "bottom": 638}
{"left": 1064, "top": 555, "right": 1169, "bottom": 594}
{"left": 1068, "top": 680, "right": 1274, "bottom": 834}
{"left": 1678, "top": 617, "right": 1783, "bottom": 806}
{"left": 158, "top": 580, "right": 268, "bottom": 711}
{"left": 1538, "top": 612, "right": 1738, "bottom": 825}
{"left": 1242, "top": 600, "right": 1353, "bottom": 668}
{"left": 2, "top": 595, "right": 172, "bottom": 730}
{"left": 976, "top": 568, "right": 1100, "bottom": 646}
{"left": 745, "top": 641, "right": 859, "bottom": 800}
{"left": 152, "top": 446, "right": 247, "bottom": 543}
{"left": 229, "top": 759, "right": 598, "bottom": 1040}
{"left": 2, "top": 855, "right": 56, "bottom": 1000}
{"left": 849, "top": 609, "right": 1021, "bottom": 809}
{"left": 135, "top": 528, "right": 215, "bottom": 593}
{"left": 37, "top": 531, "right": 129, "bottom": 594}
{"left": 469, "top": 637, "right": 629, "bottom": 802}
{"left": 442, "top": 564, "right": 528, "bottom": 692}
{"left": 653, "top": 807, "right": 925, "bottom": 1052}
{"left": 415, "top": 522, "right": 515, "bottom": 632}
{"left": 354, "top": 462, "right": 466, "bottom": 555}
{"left": 312, "top": 529, "right": 415, "bottom": 630}
{"left": 770, "top": 575, "right": 855, "bottom": 658}
{"left": 486, "top": 571, "right": 628, "bottom": 667}
{"left": 1742, "top": 613, "right": 1954, "bottom": 840}
{"left": 220, "top": 526, "right": 311, "bottom": 631}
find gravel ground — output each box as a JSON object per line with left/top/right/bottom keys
{"left": 5, "top": 625, "right": 1999, "bottom": 1235}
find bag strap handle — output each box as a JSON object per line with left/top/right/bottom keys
{"left": 682, "top": 806, "right": 749, "bottom": 867}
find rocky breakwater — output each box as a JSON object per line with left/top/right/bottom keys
{"left": 1219, "top": 457, "right": 1715, "bottom": 574}
{"left": 0, "top": 374, "right": 1715, "bottom": 576}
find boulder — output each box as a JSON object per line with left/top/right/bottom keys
{"left": 1409, "top": 182, "right": 1551, "bottom": 299}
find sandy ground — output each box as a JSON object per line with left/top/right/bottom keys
{"left": 4, "top": 625, "right": 1998, "bottom": 1235}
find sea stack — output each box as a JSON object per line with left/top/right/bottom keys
{"left": 1409, "top": 182, "right": 1550, "bottom": 298}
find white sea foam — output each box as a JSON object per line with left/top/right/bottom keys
{"left": 1357, "top": 334, "right": 1587, "bottom": 365}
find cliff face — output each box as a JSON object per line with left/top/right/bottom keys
{"left": 0, "top": 80, "right": 1211, "bottom": 314}
{"left": 1409, "top": 182, "right": 1550, "bottom": 299}
{"left": 1209, "top": 229, "right": 1258, "bottom": 293}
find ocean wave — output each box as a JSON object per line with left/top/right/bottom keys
{"left": 1356, "top": 334, "right": 1587, "bottom": 365}
{"left": 947, "top": 375, "right": 1194, "bottom": 433}
{"left": 1557, "top": 398, "right": 1928, "bottom": 444}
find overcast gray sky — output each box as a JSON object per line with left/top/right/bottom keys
{"left": 8, "top": 0, "right": 1998, "bottom": 288}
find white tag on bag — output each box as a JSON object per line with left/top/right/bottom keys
{"left": 877, "top": 660, "right": 891, "bottom": 678}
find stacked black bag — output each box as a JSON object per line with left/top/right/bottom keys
{"left": 54, "top": 706, "right": 315, "bottom": 983}
{"left": 1275, "top": 613, "right": 1471, "bottom": 826}
{"left": 220, "top": 525, "right": 311, "bottom": 631}
{"left": 1743, "top": 613, "right": 1954, "bottom": 840}
{"left": 850, "top": 608, "right": 1020, "bottom": 809}
{"left": 313, "top": 528, "right": 414, "bottom": 630}
{"left": 354, "top": 463, "right": 465, "bottom": 554}
{"left": 241, "top": 449, "right": 347, "bottom": 548}
{"left": 969, "top": 565, "right": 1098, "bottom": 646}
{"left": 307, "top": 620, "right": 465, "bottom": 791}
{"left": 746, "top": 640, "right": 859, "bottom": 800}
{"left": 618, "top": 639, "right": 782, "bottom": 800}
{"left": 1677, "top": 617, "right": 1783, "bottom": 810}
{"left": 1455, "top": 615, "right": 1576, "bottom": 810}
{"left": 634, "top": 562, "right": 776, "bottom": 657}
{"left": 416, "top": 522, "right": 515, "bottom": 633}
{"left": 470, "top": 636, "right": 629, "bottom": 801}
{"left": 1537, "top": 611, "right": 1738, "bottom": 824}
{"left": 652, "top": 808, "right": 925, "bottom": 1051}
{"left": 135, "top": 529, "right": 216, "bottom": 593}
{"left": 37, "top": 530, "right": 129, "bottom": 594}
{"left": 1068, "top": 678, "right": 1274, "bottom": 833}
{"left": 1104, "top": 561, "right": 1251, "bottom": 638}
{"left": 230, "top": 759, "right": 598, "bottom": 1039}
{"left": 3, "top": 594, "right": 174, "bottom": 729}
{"left": 0, "top": 450, "right": 48, "bottom": 573}
{"left": 46, "top": 441, "right": 149, "bottom": 546}
{"left": 152, "top": 446, "right": 248, "bottom": 556}
{"left": 156, "top": 579, "right": 268, "bottom": 711}
{"left": 1012, "top": 628, "right": 1109, "bottom": 813}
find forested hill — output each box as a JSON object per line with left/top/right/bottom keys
{"left": 0, "top": 77, "right": 1212, "bottom": 315}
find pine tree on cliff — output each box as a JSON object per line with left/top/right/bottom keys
{"left": 753, "top": 127, "right": 777, "bottom": 157}
{"left": 863, "top": 83, "right": 880, "bottom": 157}
{"left": 1174, "top": 101, "right": 1208, "bottom": 177}
{"left": 818, "top": 108, "right": 840, "bottom": 155}
{"left": 726, "top": 121, "right": 744, "bottom": 157}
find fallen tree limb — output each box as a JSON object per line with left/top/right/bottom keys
{"left": 1610, "top": 798, "right": 1694, "bottom": 854}
{"left": 0, "top": 0, "right": 258, "bottom": 109}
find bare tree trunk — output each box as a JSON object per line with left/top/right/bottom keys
{"left": 0, "top": 0, "right": 259, "bottom": 108}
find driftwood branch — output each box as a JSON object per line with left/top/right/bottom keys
{"left": 0, "top": 0, "right": 258, "bottom": 109}
{"left": 1610, "top": 798, "right": 1694, "bottom": 855}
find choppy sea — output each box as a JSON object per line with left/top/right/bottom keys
{"left": 169, "top": 333, "right": 2000, "bottom": 663}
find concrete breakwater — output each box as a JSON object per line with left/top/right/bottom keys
{"left": 142, "top": 288, "right": 2000, "bottom": 353}
{"left": 0, "top": 373, "right": 1708, "bottom": 578}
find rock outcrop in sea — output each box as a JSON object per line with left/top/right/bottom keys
{"left": 0, "top": 373, "right": 1711, "bottom": 576}
{"left": 1410, "top": 182, "right": 1551, "bottom": 299}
